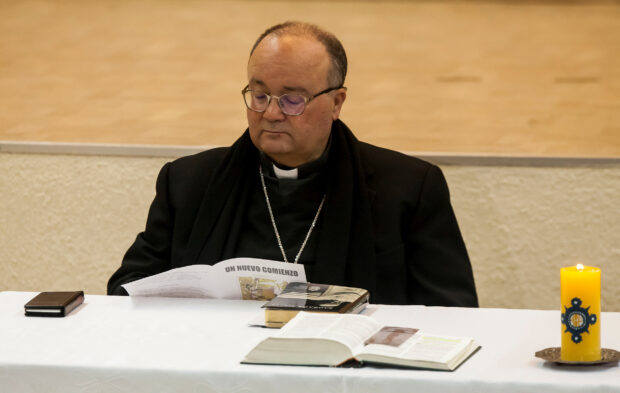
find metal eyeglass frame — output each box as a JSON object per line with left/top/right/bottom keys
{"left": 241, "top": 84, "right": 344, "bottom": 116}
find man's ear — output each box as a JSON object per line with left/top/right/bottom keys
{"left": 331, "top": 89, "right": 347, "bottom": 120}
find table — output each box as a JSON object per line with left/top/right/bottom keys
{"left": 1, "top": 291, "right": 619, "bottom": 393}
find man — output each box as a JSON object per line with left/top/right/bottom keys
{"left": 108, "top": 22, "right": 478, "bottom": 306}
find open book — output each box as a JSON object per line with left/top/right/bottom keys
{"left": 243, "top": 312, "right": 480, "bottom": 371}
{"left": 121, "top": 258, "right": 306, "bottom": 300}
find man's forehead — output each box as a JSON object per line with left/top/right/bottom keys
{"left": 249, "top": 79, "right": 311, "bottom": 94}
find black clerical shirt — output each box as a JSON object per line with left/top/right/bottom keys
{"left": 233, "top": 150, "right": 329, "bottom": 270}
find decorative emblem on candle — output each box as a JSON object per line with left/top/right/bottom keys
{"left": 561, "top": 297, "right": 597, "bottom": 343}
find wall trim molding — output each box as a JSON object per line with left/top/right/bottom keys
{"left": 2, "top": 140, "right": 619, "bottom": 167}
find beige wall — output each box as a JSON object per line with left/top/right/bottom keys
{"left": 1, "top": 151, "right": 618, "bottom": 311}
{"left": 0, "top": 153, "right": 166, "bottom": 296}
{"left": 445, "top": 165, "right": 620, "bottom": 311}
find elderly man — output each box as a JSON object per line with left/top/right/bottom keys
{"left": 108, "top": 22, "right": 478, "bottom": 306}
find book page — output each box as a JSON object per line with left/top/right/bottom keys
{"left": 122, "top": 257, "right": 306, "bottom": 300}
{"left": 400, "top": 335, "right": 472, "bottom": 362}
{"left": 359, "top": 330, "right": 472, "bottom": 363}
{"left": 122, "top": 265, "right": 215, "bottom": 298}
{"left": 278, "top": 312, "right": 382, "bottom": 353}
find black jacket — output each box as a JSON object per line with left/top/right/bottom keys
{"left": 108, "top": 120, "right": 478, "bottom": 306}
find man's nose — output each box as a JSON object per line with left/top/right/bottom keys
{"left": 263, "top": 97, "right": 286, "bottom": 120}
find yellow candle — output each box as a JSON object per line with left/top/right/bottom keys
{"left": 560, "top": 264, "right": 601, "bottom": 362}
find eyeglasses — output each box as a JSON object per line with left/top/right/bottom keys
{"left": 241, "top": 85, "right": 343, "bottom": 116}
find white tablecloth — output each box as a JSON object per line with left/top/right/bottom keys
{"left": 0, "top": 291, "right": 618, "bottom": 393}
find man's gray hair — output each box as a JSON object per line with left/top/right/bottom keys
{"left": 250, "top": 21, "right": 348, "bottom": 87}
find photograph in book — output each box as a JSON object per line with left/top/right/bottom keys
{"left": 121, "top": 257, "right": 306, "bottom": 300}
{"left": 243, "top": 312, "right": 480, "bottom": 371}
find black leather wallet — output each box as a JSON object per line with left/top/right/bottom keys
{"left": 24, "top": 291, "right": 84, "bottom": 317}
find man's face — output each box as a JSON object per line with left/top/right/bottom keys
{"left": 246, "top": 34, "right": 346, "bottom": 167}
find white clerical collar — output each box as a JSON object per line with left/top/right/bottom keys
{"left": 272, "top": 164, "right": 298, "bottom": 180}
